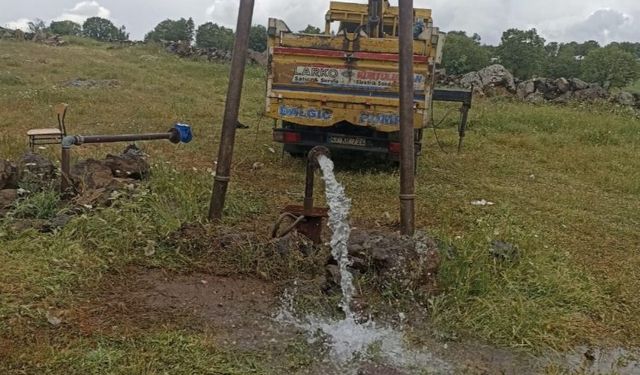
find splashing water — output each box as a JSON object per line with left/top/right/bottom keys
{"left": 317, "top": 155, "right": 354, "bottom": 318}
{"left": 275, "top": 155, "right": 451, "bottom": 371}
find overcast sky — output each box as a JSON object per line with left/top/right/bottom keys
{"left": 2, "top": 0, "right": 639, "bottom": 45}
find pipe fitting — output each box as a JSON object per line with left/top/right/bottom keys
{"left": 307, "top": 146, "right": 331, "bottom": 169}
{"left": 61, "top": 135, "right": 79, "bottom": 148}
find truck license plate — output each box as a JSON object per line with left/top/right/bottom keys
{"left": 328, "top": 135, "right": 367, "bottom": 147}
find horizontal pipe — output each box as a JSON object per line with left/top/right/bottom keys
{"left": 77, "top": 133, "right": 173, "bottom": 144}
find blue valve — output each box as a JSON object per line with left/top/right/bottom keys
{"left": 173, "top": 123, "right": 193, "bottom": 144}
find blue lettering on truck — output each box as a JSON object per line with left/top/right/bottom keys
{"left": 359, "top": 112, "right": 400, "bottom": 126}
{"left": 279, "top": 105, "right": 332, "bottom": 120}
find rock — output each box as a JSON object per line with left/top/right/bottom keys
{"left": 477, "top": 64, "right": 516, "bottom": 93}
{"left": 573, "top": 86, "right": 608, "bottom": 101}
{"left": 516, "top": 80, "right": 535, "bottom": 100}
{"left": 0, "top": 189, "right": 18, "bottom": 208}
{"left": 104, "top": 153, "right": 150, "bottom": 180}
{"left": 490, "top": 240, "right": 520, "bottom": 262}
{"left": 525, "top": 92, "right": 545, "bottom": 104}
{"left": 19, "top": 153, "right": 57, "bottom": 186}
{"left": 247, "top": 49, "right": 268, "bottom": 67}
{"left": 570, "top": 78, "right": 590, "bottom": 91}
{"left": 460, "top": 72, "right": 483, "bottom": 91}
{"left": 552, "top": 91, "right": 574, "bottom": 104}
{"left": 612, "top": 91, "right": 635, "bottom": 106}
{"left": 555, "top": 78, "right": 571, "bottom": 93}
{"left": 70, "top": 159, "right": 115, "bottom": 190}
{"left": 0, "top": 160, "right": 19, "bottom": 189}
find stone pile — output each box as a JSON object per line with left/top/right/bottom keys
{"left": 438, "top": 64, "right": 640, "bottom": 110}
{"left": 163, "top": 40, "right": 268, "bottom": 66}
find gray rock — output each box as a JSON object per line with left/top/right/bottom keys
{"left": 19, "top": 153, "right": 57, "bottom": 183}
{"left": 325, "top": 264, "right": 341, "bottom": 286}
{"left": 490, "top": 240, "right": 520, "bottom": 262}
{"left": 574, "top": 86, "right": 608, "bottom": 101}
{"left": 460, "top": 71, "right": 482, "bottom": 91}
{"left": 517, "top": 80, "right": 535, "bottom": 100}
{"left": 525, "top": 92, "right": 545, "bottom": 104}
{"left": 612, "top": 91, "right": 635, "bottom": 106}
{"left": 555, "top": 77, "right": 571, "bottom": 93}
{"left": 477, "top": 64, "right": 517, "bottom": 93}
{"left": 552, "top": 91, "right": 574, "bottom": 104}
{"left": 570, "top": 78, "right": 590, "bottom": 91}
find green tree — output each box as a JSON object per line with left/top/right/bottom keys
{"left": 49, "top": 20, "right": 81, "bottom": 36}
{"left": 441, "top": 31, "right": 490, "bottom": 75}
{"left": 497, "top": 28, "right": 546, "bottom": 80}
{"left": 82, "top": 17, "right": 128, "bottom": 41}
{"left": 27, "top": 19, "right": 47, "bottom": 33}
{"left": 195, "top": 22, "right": 234, "bottom": 50}
{"left": 543, "top": 42, "right": 581, "bottom": 78}
{"left": 299, "top": 25, "right": 321, "bottom": 34}
{"left": 582, "top": 46, "right": 640, "bottom": 88}
{"left": 249, "top": 25, "right": 267, "bottom": 52}
{"left": 145, "top": 18, "right": 195, "bottom": 43}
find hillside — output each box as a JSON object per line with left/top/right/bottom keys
{"left": 1, "top": 39, "right": 640, "bottom": 374}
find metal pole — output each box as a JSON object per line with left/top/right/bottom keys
{"left": 399, "top": 0, "right": 415, "bottom": 236}
{"left": 208, "top": 0, "right": 255, "bottom": 220}
{"left": 61, "top": 146, "right": 72, "bottom": 195}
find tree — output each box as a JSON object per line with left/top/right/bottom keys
{"left": 145, "top": 18, "right": 195, "bottom": 43}
{"left": 497, "top": 28, "right": 546, "bottom": 80}
{"left": 441, "top": 31, "right": 490, "bottom": 75}
{"left": 49, "top": 20, "right": 81, "bottom": 36}
{"left": 195, "top": 22, "right": 234, "bottom": 50}
{"left": 582, "top": 46, "right": 640, "bottom": 88}
{"left": 299, "top": 25, "right": 321, "bottom": 34}
{"left": 82, "top": 17, "right": 128, "bottom": 41}
{"left": 249, "top": 25, "right": 267, "bottom": 52}
{"left": 543, "top": 42, "right": 582, "bottom": 78}
{"left": 28, "top": 19, "right": 47, "bottom": 34}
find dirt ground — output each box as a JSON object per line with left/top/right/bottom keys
{"left": 66, "top": 267, "right": 640, "bottom": 375}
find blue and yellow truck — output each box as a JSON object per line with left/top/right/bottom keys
{"left": 266, "top": 1, "right": 471, "bottom": 159}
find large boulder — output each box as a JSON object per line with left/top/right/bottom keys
{"left": 247, "top": 49, "right": 267, "bottom": 67}
{"left": 0, "top": 160, "right": 19, "bottom": 190}
{"left": 477, "top": 64, "right": 517, "bottom": 93}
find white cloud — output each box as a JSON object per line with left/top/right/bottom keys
{"left": 5, "top": 18, "right": 31, "bottom": 31}
{"left": 56, "top": 1, "right": 111, "bottom": 24}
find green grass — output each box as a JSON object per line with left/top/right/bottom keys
{"left": 0, "top": 38, "right": 639, "bottom": 371}
{"left": 626, "top": 79, "right": 640, "bottom": 94}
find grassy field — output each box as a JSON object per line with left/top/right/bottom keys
{"left": 627, "top": 80, "right": 640, "bottom": 94}
{"left": 1, "top": 38, "right": 640, "bottom": 373}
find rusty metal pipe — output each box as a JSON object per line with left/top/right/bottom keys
{"left": 209, "top": 0, "right": 255, "bottom": 221}
{"left": 399, "top": 0, "right": 416, "bottom": 236}
{"left": 61, "top": 145, "right": 72, "bottom": 195}
{"left": 304, "top": 146, "right": 330, "bottom": 216}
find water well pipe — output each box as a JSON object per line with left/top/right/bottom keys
{"left": 208, "top": 0, "right": 255, "bottom": 221}
{"left": 305, "top": 146, "right": 331, "bottom": 215}
{"left": 60, "top": 124, "right": 193, "bottom": 194}
{"left": 399, "top": 0, "right": 416, "bottom": 236}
